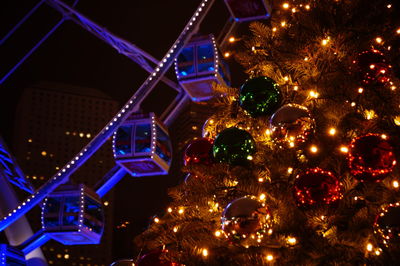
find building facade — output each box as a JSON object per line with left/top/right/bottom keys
{"left": 12, "top": 82, "right": 119, "bottom": 265}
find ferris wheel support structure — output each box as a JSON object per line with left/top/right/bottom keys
{"left": 0, "top": 0, "right": 216, "bottom": 233}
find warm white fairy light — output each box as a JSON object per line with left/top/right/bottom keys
{"left": 224, "top": 52, "right": 230, "bottom": 58}
{"left": 258, "top": 177, "right": 265, "bottom": 183}
{"left": 289, "top": 141, "right": 295, "bottom": 148}
{"left": 202, "top": 248, "right": 208, "bottom": 257}
{"left": 310, "top": 145, "right": 318, "bottom": 153}
{"left": 396, "top": 28, "right": 400, "bottom": 34}
{"left": 304, "top": 57, "right": 309, "bottom": 61}
{"left": 284, "top": 76, "right": 289, "bottom": 81}
{"left": 272, "top": 27, "right": 277, "bottom": 32}
{"left": 288, "top": 167, "right": 293, "bottom": 174}
{"left": 178, "top": 207, "right": 184, "bottom": 214}
{"left": 340, "top": 146, "right": 349, "bottom": 153}
{"left": 287, "top": 237, "right": 297, "bottom": 245}
{"left": 228, "top": 36, "right": 235, "bottom": 43}
{"left": 351, "top": 102, "right": 356, "bottom": 107}
{"left": 259, "top": 194, "right": 266, "bottom": 201}
{"left": 393, "top": 180, "right": 399, "bottom": 188}
{"left": 367, "top": 243, "right": 373, "bottom": 252}
{"left": 266, "top": 254, "right": 274, "bottom": 261}
{"left": 305, "top": 4, "right": 310, "bottom": 10}
{"left": 358, "top": 87, "right": 364, "bottom": 93}
{"left": 291, "top": 7, "right": 296, "bottom": 13}
{"left": 321, "top": 38, "right": 330, "bottom": 46}
{"left": 329, "top": 127, "right": 336, "bottom": 136}
{"left": 282, "top": 3, "right": 289, "bottom": 9}
{"left": 215, "top": 230, "right": 221, "bottom": 237}
{"left": 381, "top": 134, "right": 387, "bottom": 140}
{"left": 154, "top": 217, "right": 160, "bottom": 223}
{"left": 375, "top": 37, "right": 383, "bottom": 44}
{"left": 167, "top": 207, "right": 173, "bottom": 213}
{"left": 293, "top": 85, "right": 299, "bottom": 91}
{"left": 247, "top": 155, "right": 253, "bottom": 160}
{"left": 173, "top": 226, "right": 179, "bottom": 233}
{"left": 281, "top": 21, "right": 287, "bottom": 27}
{"left": 309, "top": 90, "right": 319, "bottom": 98}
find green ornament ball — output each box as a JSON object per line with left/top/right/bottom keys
{"left": 239, "top": 76, "right": 282, "bottom": 117}
{"left": 212, "top": 127, "right": 256, "bottom": 165}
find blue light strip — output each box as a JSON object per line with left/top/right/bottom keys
{"left": 0, "top": 18, "right": 65, "bottom": 85}
{"left": 19, "top": 229, "right": 50, "bottom": 255}
{"left": 0, "top": 0, "right": 45, "bottom": 46}
{"left": 94, "top": 165, "right": 126, "bottom": 198}
{"left": 0, "top": 0, "right": 216, "bottom": 232}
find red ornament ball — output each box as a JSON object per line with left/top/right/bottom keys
{"left": 293, "top": 168, "right": 342, "bottom": 208}
{"left": 353, "top": 49, "right": 392, "bottom": 84}
{"left": 183, "top": 138, "right": 214, "bottom": 166}
{"left": 374, "top": 203, "right": 400, "bottom": 245}
{"left": 136, "top": 250, "right": 178, "bottom": 266}
{"left": 348, "top": 134, "right": 396, "bottom": 182}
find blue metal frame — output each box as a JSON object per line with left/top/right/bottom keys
{"left": 0, "top": 137, "right": 34, "bottom": 194}
{"left": 0, "top": 0, "right": 216, "bottom": 233}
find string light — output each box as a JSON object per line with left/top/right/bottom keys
{"left": 266, "top": 254, "right": 274, "bottom": 261}
{"left": 387, "top": 4, "right": 392, "bottom": 8}
{"left": 328, "top": 127, "right": 336, "bottom": 136}
{"left": 321, "top": 37, "right": 330, "bottom": 46}
{"left": 287, "top": 237, "right": 297, "bottom": 245}
{"left": 395, "top": 116, "right": 400, "bottom": 126}
{"left": 228, "top": 36, "right": 235, "bottom": 43}
{"left": 284, "top": 76, "right": 289, "bottom": 81}
{"left": 375, "top": 37, "right": 383, "bottom": 44}
{"left": 178, "top": 207, "right": 184, "bottom": 214}
{"left": 167, "top": 207, "right": 173, "bottom": 213}
{"left": 304, "top": 57, "right": 309, "bottom": 61}
{"left": 202, "top": 248, "right": 208, "bottom": 257}
{"left": 259, "top": 194, "right": 266, "bottom": 201}
{"left": 272, "top": 27, "right": 277, "bottom": 32}
{"left": 282, "top": 3, "right": 289, "bottom": 9}
{"left": 281, "top": 21, "right": 287, "bottom": 27}
{"left": 154, "top": 217, "right": 160, "bottom": 223}
{"left": 367, "top": 243, "right": 373, "bottom": 252}
{"left": 291, "top": 8, "right": 296, "bottom": 13}
{"left": 351, "top": 102, "right": 356, "bottom": 107}
{"left": 309, "top": 90, "right": 319, "bottom": 98}
{"left": 293, "top": 85, "right": 299, "bottom": 91}
{"left": 393, "top": 180, "right": 399, "bottom": 188}
{"left": 391, "top": 85, "right": 396, "bottom": 90}
{"left": 310, "top": 145, "right": 318, "bottom": 153}
{"left": 305, "top": 4, "right": 310, "bottom": 10}
{"left": 258, "top": 177, "right": 265, "bottom": 183}
{"left": 289, "top": 142, "right": 295, "bottom": 148}
{"left": 215, "top": 230, "right": 221, "bottom": 237}
{"left": 340, "top": 146, "right": 349, "bottom": 153}
{"left": 358, "top": 87, "right": 364, "bottom": 93}
{"left": 224, "top": 52, "right": 230, "bottom": 58}
{"left": 288, "top": 167, "right": 293, "bottom": 174}
{"left": 173, "top": 226, "right": 178, "bottom": 233}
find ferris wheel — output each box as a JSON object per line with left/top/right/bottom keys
{"left": 0, "top": 0, "right": 271, "bottom": 264}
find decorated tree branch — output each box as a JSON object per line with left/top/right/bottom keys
{"left": 134, "top": 0, "right": 400, "bottom": 265}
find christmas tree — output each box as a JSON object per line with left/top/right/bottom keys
{"left": 134, "top": 0, "right": 400, "bottom": 264}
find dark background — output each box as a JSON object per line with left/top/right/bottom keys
{"left": 0, "top": 0, "right": 248, "bottom": 261}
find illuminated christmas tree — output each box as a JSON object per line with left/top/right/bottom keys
{"left": 135, "top": 0, "right": 400, "bottom": 264}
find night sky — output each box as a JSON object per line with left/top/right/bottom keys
{"left": 1, "top": 0, "right": 247, "bottom": 261}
